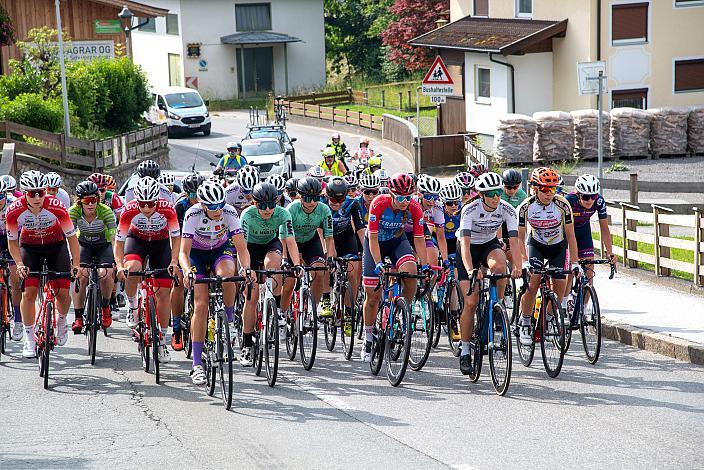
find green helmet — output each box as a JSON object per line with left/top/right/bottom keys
{"left": 322, "top": 147, "right": 336, "bottom": 158}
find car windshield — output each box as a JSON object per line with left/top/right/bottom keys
{"left": 249, "top": 130, "right": 282, "bottom": 140}
{"left": 164, "top": 92, "right": 203, "bottom": 109}
{"left": 242, "top": 141, "right": 283, "bottom": 156}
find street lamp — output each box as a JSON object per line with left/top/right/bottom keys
{"left": 118, "top": 6, "right": 134, "bottom": 59}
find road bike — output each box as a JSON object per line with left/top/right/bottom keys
{"left": 0, "top": 254, "right": 14, "bottom": 360}
{"left": 253, "top": 268, "right": 290, "bottom": 387}
{"left": 324, "top": 255, "right": 361, "bottom": 360}
{"left": 77, "top": 260, "right": 114, "bottom": 366}
{"left": 432, "top": 257, "right": 463, "bottom": 356}
{"left": 284, "top": 265, "right": 327, "bottom": 371}
{"left": 408, "top": 264, "right": 440, "bottom": 371}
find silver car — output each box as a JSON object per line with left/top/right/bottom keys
{"left": 240, "top": 138, "right": 292, "bottom": 180}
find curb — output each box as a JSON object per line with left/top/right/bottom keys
{"left": 602, "top": 319, "right": 704, "bottom": 365}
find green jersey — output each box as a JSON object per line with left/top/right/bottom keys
{"left": 501, "top": 187, "right": 528, "bottom": 209}
{"left": 68, "top": 203, "right": 117, "bottom": 245}
{"left": 287, "top": 200, "right": 333, "bottom": 243}
{"left": 240, "top": 205, "right": 294, "bottom": 245}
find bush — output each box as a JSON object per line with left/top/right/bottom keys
{"left": 0, "top": 61, "right": 42, "bottom": 100}
{"left": 66, "top": 60, "right": 110, "bottom": 131}
{"left": 0, "top": 93, "right": 66, "bottom": 132}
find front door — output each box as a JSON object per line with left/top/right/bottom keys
{"left": 236, "top": 47, "right": 273, "bottom": 95}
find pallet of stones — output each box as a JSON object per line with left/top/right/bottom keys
{"left": 533, "top": 111, "right": 574, "bottom": 163}
{"left": 493, "top": 114, "right": 535, "bottom": 164}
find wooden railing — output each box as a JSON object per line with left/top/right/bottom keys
{"left": 282, "top": 100, "right": 383, "bottom": 131}
{"left": 284, "top": 89, "right": 353, "bottom": 106}
{"left": 465, "top": 135, "right": 490, "bottom": 169}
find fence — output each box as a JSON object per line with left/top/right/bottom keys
{"left": 284, "top": 89, "right": 353, "bottom": 106}
{"left": 381, "top": 113, "right": 417, "bottom": 167}
{"left": 283, "top": 100, "right": 383, "bottom": 131}
{"left": 465, "top": 135, "right": 491, "bottom": 169}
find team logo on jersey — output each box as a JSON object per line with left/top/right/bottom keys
{"left": 369, "top": 215, "right": 376, "bottom": 222}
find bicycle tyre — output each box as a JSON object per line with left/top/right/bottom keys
{"left": 285, "top": 304, "right": 298, "bottom": 360}
{"left": 468, "top": 305, "right": 483, "bottom": 383}
{"left": 0, "top": 284, "right": 7, "bottom": 355}
{"left": 184, "top": 290, "right": 194, "bottom": 359}
{"left": 339, "top": 284, "right": 356, "bottom": 361}
{"left": 88, "top": 283, "right": 99, "bottom": 366}
{"left": 218, "top": 313, "right": 234, "bottom": 409}
{"left": 505, "top": 274, "right": 517, "bottom": 325}
{"left": 580, "top": 285, "right": 602, "bottom": 364}
{"left": 42, "top": 301, "right": 53, "bottom": 390}
{"left": 148, "top": 297, "right": 160, "bottom": 384}
{"left": 488, "top": 303, "right": 512, "bottom": 396}
{"left": 253, "top": 313, "right": 264, "bottom": 377}
{"left": 370, "top": 304, "right": 385, "bottom": 376}
{"left": 298, "top": 287, "right": 317, "bottom": 371}
{"left": 323, "top": 322, "right": 336, "bottom": 352}
{"left": 409, "top": 292, "right": 433, "bottom": 372}
{"left": 514, "top": 288, "right": 535, "bottom": 367}
{"left": 264, "top": 298, "right": 279, "bottom": 387}
{"left": 446, "top": 280, "right": 463, "bottom": 357}
{"left": 386, "top": 298, "right": 412, "bottom": 387}
{"left": 356, "top": 284, "right": 364, "bottom": 341}
{"left": 140, "top": 324, "right": 150, "bottom": 373}
{"left": 540, "top": 291, "right": 565, "bottom": 378}
{"left": 431, "top": 294, "right": 442, "bottom": 349}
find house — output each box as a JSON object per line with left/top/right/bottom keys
{"left": 412, "top": 0, "right": 704, "bottom": 138}
{"left": 132, "top": 0, "right": 326, "bottom": 101}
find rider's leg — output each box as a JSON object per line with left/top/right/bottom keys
{"left": 486, "top": 249, "right": 508, "bottom": 299}
{"left": 190, "top": 283, "right": 209, "bottom": 367}
{"left": 214, "top": 258, "right": 237, "bottom": 321}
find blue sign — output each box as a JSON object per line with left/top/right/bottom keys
{"left": 198, "top": 59, "right": 208, "bottom": 69}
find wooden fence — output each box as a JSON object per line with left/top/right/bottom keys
{"left": 284, "top": 89, "right": 353, "bottom": 106}
{"left": 283, "top": 100, "right": 383, "bottom": 131}
{"left": 419, "top": 134, "right": 467, "bottom": 168}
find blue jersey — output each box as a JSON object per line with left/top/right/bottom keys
{"left": 443, "top": 205, "right": 462, "bottom": 240}
{"left": 355, "top": 195, "right": 370, "bottom": 224}
{"left": 325, "top": 197, "right": 366, "bottom": 236}
{"left": 564, "top": 192, "right": 607, "bottom": 230}
{"left": 367, "top": 194, "right": 424, "bottom": 243}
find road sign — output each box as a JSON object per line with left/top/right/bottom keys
{"left": 185, "top": 76, "right": 199, "bottom": 89}
{"left": 577, "top": 61, "right": 608, "bottom": 96}
{"left": 422, "top": 56, "right": 454, "bottom": 96}
{"left": 429, "top": 95, "right": 446, "bottom": 104}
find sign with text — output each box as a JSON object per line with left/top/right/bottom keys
{"left": 422, "top": 56, "right": 454, "bottom": 96}
{"left": 577, "top": 61, "right": 608, "bottom": 96}
{"left": 94, "top": 20, "right": 122, "bottom": 35}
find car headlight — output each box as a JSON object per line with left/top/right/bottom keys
{"left": 167, "top": 112, "right": 181, "bottom": 121}
{"left": 272, "top": 157, "right": 284, "bottom": 167}
{"left": 204, "top": 111, "right": 209, "bottom": 118}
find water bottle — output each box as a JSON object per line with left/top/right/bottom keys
{"left": 207, "top": 317, "right": 215, "bottom": 342}
{"left": 533, "top": 291, "right": 542, "bottom": 320}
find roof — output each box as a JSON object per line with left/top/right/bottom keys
{"left": 89, "top": 0, "right": 169, "bottom": 17}
{"left": 220, "top": 31, "right": 302, "bottom": 45}
{"left": 409, "top": 17, "right": 568, "bottom": 55}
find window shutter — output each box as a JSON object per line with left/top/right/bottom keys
{"left": 474, "top": 0, "right": 489, "bottom": 16}
{"left": 612, "top": 3, "right": 648, "bottom": 41}
{"left": 675, "top": 59, "right": 704, "bottom": 92}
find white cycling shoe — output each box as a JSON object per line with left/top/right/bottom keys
{"left": 12, "top": 322, "right": 23, "bottom": 341}
{"left": 190, "top": 365, "right": 206, "bottom": 385}
{"left": 22, "top": 339, "right": 36, "bottom": 359}
{"left": 126, "top": 309, "right": 138, "bottom": 328}
{"left": 158, "top": 345, "right": 171, "bottom": 363}
{"left": 56, "top": 319, "right": 69, "bottom": 347}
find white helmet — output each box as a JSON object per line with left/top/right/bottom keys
{"left": 575, "top": 174, "right": 600, "bottom": 195}
{"left": 20, "top": 170, "right": 47, "bottom": 191}
{"left": 454, "top": 171, "right": 475, "bottom": 190}
{"left": 359, "top": 172, "right": 380, "bottom": 189}
{"left": 308, "top": 166, "right": 326, "bottom": 179}
{"left": 475, "top": 172, "right": 503, "bottom": 192}
{"left": 158, "top": 173, "right": 175, "bottom": 187}
{"left": 45, "top": 172, "right": 62, "bottom": 188}
{"left": 374, "top": 168, "right": 389, "bottom": 183}
{"left": 2, "top": 175, "right": 17, "bottom": 191}
{"left": 439, "top": 183, "right": 462, "bottom": 202}
{"left": 133, "top": 176, "right": 160, "bottom": 202}
{"left": 197, "top": 180, "right": 226, "bottom": 205}
{"left": 238, "top": 165, "right": 259, "bottom": 191}
{"left": 0, "top": 178, "right": 8, "bottom": 194}
{"left": 417, "top": 175, "right": 441, "bottom": 195}
{"left": 266, "top": 174, "right": 286, "bottom": 192}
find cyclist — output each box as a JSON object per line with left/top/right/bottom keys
{"left": 6, "top": 171, "right": 80, "bottom": 358}
{"left": 115, "top": 176, "right": 181, "bottom": 363}
{"left": 366, "top": 156, "right": 382, "bottom": 175}
{"left": 239, "top": 182, "right": 301, "bottom": 366}
{"left": 266, "top": 174, "right": 290, "bottom": 207}
{"left": 343, "top": 173, "right": 359, "bottom": 198}
{"left": 69, "top": 181, "right": 117, "bottom": 333}
{"left": 456, "top": 172, "right": 522, "bottom": 375}
{"left": 455, "top": 171, "right": 476, "bottom": 206}
{"left": 179, "top": 180, "right": 253, "bottom": 385}
{"left": 89, "top": 173, "right": 125, "bottom": 220}
{"left": 45, "top": 172, "right": 72, "bottom": 209}
{"left": 124, "top": 160, "right": 175, "bottom": 203}
{"left": 439, "top": 183, "right": 463, "bottom": 258}
{"left": 356, "top": 172, "right": 380, "bottom": 225}
{"left": 281, "top": 176, "right": 334, "bottom": 319}
{"left": 215, "top": 142, "right": 247, "bottom": 174}
{"left": 308, "top": 165, "right": 327, "bottom": 193}
{"left": 325, "top": 132, "right": 349, "bottom": 160}
{"left": 226, "top": 164, "right": 259, "bottom": 216}
{"left": 2, "top": 175, "right": 21, "bottom": 198}
{"left": 360, "top": 173, "right": 430, "bottom": 362}
{"left": 158, "top": 173, "right": 179, "bottom": 195}
{"left": 318, "top": 147, "right": 348, "bottom": 177}
{"left": 351, "top": 137, "right": 375, "bottom": 168}
{"left": 469, "top": 163, "right": 488, "bottom": 179}
{"left": 517, "top": 167, "right": 581, "bottom": 346}
{"left": 374, "top": 169, "right": 390, "bottom": 194}
{"left": 415, "top": 175, "right": 449, "bottom": 267}
{"left": 285, "top": 177, "right": 299, "bottom": 201}
{"left": 0, "top": 177, "right": 22, "bottom": 341}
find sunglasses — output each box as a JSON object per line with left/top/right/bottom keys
{"left": 393, "top": 195, "right": 412, "bottom": 203}
{"left": 422, "top": 193, "right": 439, "bottom": 201}
{"left": 302, "top": 195, "right": 320, "bottom": 203}
{"left": 363, "top": 189, "right": 379, "bottom": 196}
{"left": 537, "top": 185, "right": 557, "bottom": 194}
{"left": 188, "top": 192, "right": 197, "bottom": 199}
{"left": 579, "top": 193, "right": 598, "bottom": 201}
{"left": 138, "top": 200, "right": 156, "bottom": 208}
{"left": 256, "top": 201, "right": 277, "bottom": 210}
{"left": 98, "top": 187, "right": 107, "bottom": 192}
{"left": 444, "top": 200, "right": 460, "bottom": 206}
{"left": 328, "top": 196, "right": 345, "bottom": 204}
{"left": 241, "top": 188, "right": 253, "bottom": 196}
{"left": 461, "top": 189, "right": 473, "bottom": 196}
{"left": 205, "top": 202, "right": 225, "bottom": 211}
{"left": 482, "top": 189, "right": 502, "bottom": 198}
{"left": 81, "top": 196, "right": 98, "bottom": 205}
{"left": 286, "top": 190, "right": 298, "bottom": 197}
{"left": 0, "top": 193, "right": 6, "bottom": 200}
{"left": 26, "top": 189, "right": 45, "bottom": 198}
{"left": 505, "top": 184, "right": 520, "bottom": 190}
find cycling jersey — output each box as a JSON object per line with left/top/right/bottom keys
{"left": 367, "top": 194, "right": 424, "bottom": 242}
{"left": 325, "top": 197, "right": 365, "bottom": 236}
{"left": 53, "top": 188, "right": 72, "bottom": 209}
{"left": 181, "top": 204, "right": 242, "bottom": 250}
{"left": 564, "top": 192, "right": 607, "bottom": 229}
{"left": 287, "top": 200, "right": 333, "bottom": 243}
{"left": 225, "top": 183, "right": 252, "bottom": 216}
{"left": 240, "top": 205, "right": 294, "bottom": 245}
{"left": 116, "top": 199, "right": 180, "bottom": 242}
{"left": 175, "top": 196, "right": 194, "bottom": 228}
{"left": 406, "top": 197, "right": 444, "bottom": 235}
{"left": 124, "top": 181, "right": 176, "bottom": 204}
{"left": 104, "top": 190, "right": 125, "bottom": 217}
{"left": 501, "top": 187, "right": 528, "bottom": 209}
{"left": 68, "top": 203, "right": 117, "bottom": 246}
{"left": 517, "top": 195, "right": 573, "bottom": 245}
{"left": 443, "top": 206, "right": 462, "bottom": 240}
{"left": 458, "top": 198, "right": 518, "bottom": 244}
{"left": 354, "top": 195, "right": 371, "bottom": 224}
{"left": 6, "top": 196, "right": 76, "bottom": 245}
{"left": 218, "top": 153, "right": 247, "bottom": 171}
{"left": 0, "top": 195, "right": 16, "bottom": 237}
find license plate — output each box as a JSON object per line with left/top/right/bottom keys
{"left": 188, "top": 124, "right": 201, "bottom": 128}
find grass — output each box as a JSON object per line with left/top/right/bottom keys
{"left": 363, "top": 81, "right": 435, "bottom": 109}
{"left": 208, "top": 97, "right": 268, "bottom": 112}
{"left": 333, "top": 103, "right": 436, "bottom": 119}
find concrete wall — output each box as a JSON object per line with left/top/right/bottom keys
{"left": 509, "top": 52, "right": 554, "bottom": 114}
{"left": 450, "top": 0, "right": 472, "bottom": 21}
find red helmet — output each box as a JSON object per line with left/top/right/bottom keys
{"left": 530, "top": 167, "right": 561, "bottom": 187}
{"left": 88, "top": 173, "right": 109, "bottom": 190}
{"left": 387, "top": 172, "right": 415, "bottom": 196}
{"left": 105, "top": 175, "right": 116, "bottom": 191}
{"left": 469, "top": 163, "right": 488, "bottom": 178}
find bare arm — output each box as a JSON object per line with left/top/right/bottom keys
{"left": 564, "top": 223, "right": 579, "bottom": 264}
{"left": 436, "top": 227, "right": 448, "bottom": 262}
{"left": 179, "top": 237, "right": 193, "bottom": 272}
{"left": 598, "top": 218, "right": 614, "bottom": 259}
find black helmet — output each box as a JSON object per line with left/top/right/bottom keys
{"left": 75, "top": 180, "right": 99, "bottom": 197}
{"left": 182, "top": 173, "right": 205, "bottom": 193}
{"left": 326, "top": 177, "right": 348, "bottom": 200}
{"left": 252, "top": 182, "right": 279, "bottom": 203}
{"left": 285, "top": 177, "right": 298, "bottom": 192}
{"left": 297, "top": 176, "right": 322, "bottom": 197}
{"left": 137, "top": 160, "right": 160, "bottom": 179}
{"left": 502, "top": 169, "right": 522, "bottom": 186}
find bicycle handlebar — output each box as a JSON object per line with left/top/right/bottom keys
{"left": 194, "top": 275, "right": 246, "bottom": 284}
{"left": 80, "top": 262, "right": 115, "bottom": 269}
{"left": 579, "top": 258, "right": 617, "bottom": 280}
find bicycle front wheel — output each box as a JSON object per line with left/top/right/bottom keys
{"left": 0, "top": 284, "right": 8, "bottom": 355}
{"left": 184, "top": 289, "right": 194, "bottom": 359}
{"left": 285, "top": 304, "right": 298, "bottom": 360}
{"left": 488, "top": 303, "right": 512, "bottom": 396}
{"left": 580, "top": 285, "right": 602, "bottom": 364}
{"left": 88, "top": 285, "right": 99, "bottom": 366}
{"left": 218, "top": 313, "right": 234, "bottom": 409}
{"left": 339, "top": 284, "right": 356, "bottom": 361}
{"left": 386, "top": 298, "right": 412, "bottom": 387}
{"left": 540, "top": 291, "right": 565, "bottom": 378}
{"left": 42, "top": 302, "right": 53, "bottom": 390}
{"left": 446, "top": 280, "right": 463, "bottom": 357}
{"left": 149, "top": 297, "right": 161, "bottom": 384}
{"left": 263, "top": 298, "right": 279, "bottom": 387}
{"left": 409, "top": 292, "right": 433, "bottom": 372}
{"left": 298, "top": 287, "right": 318, "bottom": 371}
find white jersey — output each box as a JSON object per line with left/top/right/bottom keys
{"left": 458, "top": 198, "right": 518, "bottom": 244}
{"left": 55, "top": 188, "right": 71, "bottom": 209}
{"left": 181, "top": 203, "right": 242, "bottom": 250}
{"left": 225, "top": 183, "right": 252, "bottom": 216}
{"left": 517, "top": 195, "right": 573, "bottom": 246}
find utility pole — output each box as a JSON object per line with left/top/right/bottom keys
{"left": 54, "top": 0, "right": 71, "bottom": 137}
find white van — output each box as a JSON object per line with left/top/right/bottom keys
{"left": 147, "top": 86, "right": 211, "bottom": 137}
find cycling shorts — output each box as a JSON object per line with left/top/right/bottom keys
{"left": 445, "top": 237, "right": 457, "bottom": 256}
{"left": 527, "top": 237, "right": 568, "bottom": 279}
{"left": 334, "top": 229, "right": 359, "bottom": 258}
{"left": 456, "top": 237, "right": 502, "bottom": 281}
{"left": 574, "top": 225, "right": 595, "bottom": 259}
{"left": 362, "top": 236, "right": 415, "bottom": 288}
{"left": 247, "top": 238, "right": 283, "bottom": 271}
{"left": 123, "top": 236, "right": 172, "bottom": 280}
{"left": 189, "top": 242, "right": 235, "bottom": 278}
{"left": 405, "top": 230, "right": 437, "bottom": 249}
{"left": 79, "top": 242, "right": 115, "bottom": 265}
{"left": 295, "top": 236, "right": 325, "bottom": 266}
{"left": 20, "top": 241, "right": 71, "bottom": 289}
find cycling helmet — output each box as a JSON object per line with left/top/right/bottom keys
{"left": 297, "top": 176, "right": 323, "bottom": 197}
{"left": 454, "top": 171, "right": 475, "bottom": 190}
{"left": 89, "top": 173, "right": 109, "bottom": 190}
{"left": 417, "top": 175, "right": 441, "bottom": 195}
{"left": 439, "top": 183, "right": 462, "bottom": 203}
{"left": 322, "top": 147, "right": 336, "bottom": 159}
{"left": 252, "top": 182, "right": 279, "bottom": 204}
{"left": 0, "top": 178, "right": 7, "bottom": 194}
{"left": 45, "top": 172, "right": 62, "bottom": 188}
{"left": 529, "top": 167, "right": 561, "bottom": 187}
{"left": 238, "top": 165, "right": 260, "bottom": 191}
{"left": 343, "top": 173, "right": 358, "bottom": 189}
{"left": 20, "top": 170, "right": 46, "bottom": 191}
{"left": 266, "top": 174, "right": 286, "bottom": 193}
{"left": 158, "top": 173, "right": 176, "bottom": 187}
{"left": 331, "top": 132, "right": 341, "bottom": 140}
{"left": 575, "top": 174, "right": 600, "bottom": 195}
{"left": 475, "top": 172, "right": 503, "bottom": 192}
{"left": 359, "top": 172, "right": 380, "bottom": 189}
{"left": 360, "top": 137, "right": 370, "bottom": 146}
{"left": 182, "top": 173, "right": 205, "bottom": 194}
{"left": 502, "top": 169, "right": 522, "bottom": 186}
{"left": 136, "top": 159, "right": 161, "bottom": 179}
{"left": 387, "top": 173, "right": 415, "bottom": 196}
{"left": 75, "top": 180, "right": 99, "bottom": 198}
{"left": 105, "top": 175, "right": 116, "bottom": 191}
{"left": 285, "top": 177, "right": 298, "bottom": 193}
{"left": 2, "top": 175, "right": 17, "bottom": 191}
{"left": 326, "top": 177, "right": 348, "bottom": 200}
{"left": 197, "top": 180, "right": 226, "bottom": 205}
{"left": 226, "top": 141, "right": 242, "bottom": 151}
{"left": 308, "top": 166, "right": 326, "bottom": 179}
{"left": 469, "top": 163, "right": 488, "bottom": 178}
{"left": 374, "top": 168, "right": 389, "bottom": 184}
{"left": 368, "top": 156, "right": 382, "bottom": 171}
{"left": 133, "top": 176, "right": 160, "bottom": 202}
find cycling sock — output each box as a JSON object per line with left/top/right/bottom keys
{"left": 274, "top": 295, "right": 281, "bottom": 308}
{"left": 160, "top": 327, "right": 168, "bottom": 344}
{"left": 561, "top": 297, "right": 568, "bottom": 309}
{"left": 243, "top": 333, "right": 253, "bottom": 347}
{"left": 322, "top": 292, "right": 330, "bottom": 302}
{"left": 461, "top": 341, "right": 471, "bottom": 356}
{"left": 224, "top": 306, "right": 234, "bottom": 323}
{"left": 13, "top": 305, "right": 21, "bottom": 322}
{"left": 520, "top": 316, "right": 532, "bottom": 326}
{"left": 74, "top": 308, "right": 84, "bottom": 321}
{"left": 101, "top": 297, "right": 110, "bottom": 308}
{"left": 24, "top": 325, "right": 34, "bottom": 340}
{"left": 364, "top": 325, "right": 373, "bottom": 343}
{"left": 192, "top": 341, "right": 204, "bottom": 367}
{"left": 172, "top": 316, "right": 181, "bottom": 332}
{"left": 57, "top": 313, "right": 67, "bottom": 325}
{"left": 128, "top": 295, "right": 137, "bottom": 310}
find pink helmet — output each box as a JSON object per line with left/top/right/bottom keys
{"left": 387, "top": 173, "right": 415, "bottom": 196}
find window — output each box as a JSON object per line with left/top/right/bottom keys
{"left": 612, "top": 89, "right": 648, "bottom": 109}
{"left": 674, "top": 58, "right": 704, "bottom": 92}
{"left": 137, "top": 17, "right": 156, "bottom": 33}
{"left": 236, "top": 3, "right": 272, "bottom": 31}
{"left": 516, "top": 0, "right": 532, "bottom": 17}
{"left": 675, "top": 0, "right": 704, "bottom": 7}
{"left": 612, "top": 3, "right": 648, "bottom": 44}
{"left": 166, "top": 14, "right": 179, "bottom": 35}
{"left": 168, "top": 54, "right": 183, "bottom": 87}
{"left": 474, "top": 0, "right": 489, "bottom": 16}
{"left": 476, "top": 66, "right": 490, "bottom": 102}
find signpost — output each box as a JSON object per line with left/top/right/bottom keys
{"left": 577, "top": 61, "right": 608, "bottom": 180}
{"left": 417, "top": 56, "right": 455, "bottom": 169}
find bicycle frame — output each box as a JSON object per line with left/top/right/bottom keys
{"left": 571, "top": 260, "right": 616, "bottom": 325}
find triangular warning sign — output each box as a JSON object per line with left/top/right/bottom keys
{"left": 422, "top": 56, "right": 454, "bottom": 85}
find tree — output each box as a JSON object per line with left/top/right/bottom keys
{"left": 381, "top": 0, "right": 448, "bottom": 72}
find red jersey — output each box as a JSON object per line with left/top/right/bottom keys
{"left": 117, "top": 199, "right": 180, "bottom": 242}
{"left": 106, "top": 191, "right": 125, "bottom": 217}
{"left": 6, "top": 196, "right": 76, "bottom": 245}
{"left": 367, "top": 194, "right": 424, "bottom": 242}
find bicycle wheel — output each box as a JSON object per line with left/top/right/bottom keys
{"left": 468, "top": 305, "right": 483, "bottom": 383}
{"left": 298, "top": 287, "right": 318, "bottom": 371}
{"left": 217, "top": 313, "right": 234, "bottom": 410}
{"left": 264, "top": 298, "right": 279, "bottom": 387}
{"left": 253, "top": 310, "right": 264, "bottom": 377}
{"left": 148, "top": 297, "right": 160, "bottom": 384}
{"left": 580, "top": 285, "right": 602, "bottom": 364}
{"left": 386, "top": 298, "right": 412, "bottom": 387}
{"left": 0, "top": 284, "right": 7, "bottom": 355}
{"left": 88, "top": 284, "right": 99, "bottom": 366}
{"left": 205, "top": 340, "right": 216, "bottom": 397}
{"left": 514, "top": 288, "right": 535, "bottom": 367}
{"left": 42, "top": 302, "right": 53, "bottom": 390}
{"left": 446, "top": 280, "right": 463, "bottom": 357}
{"left": 540, "top": 291, "right": 565, "bottom": 378}
{"left": 285, "top": 304, "right": 298, "bottom": 360}
{"left": 409, "top": 292, "right": 433, "bottom": 372}
{"left": 184, "top": 290, "right": 194, "bottom": 359}
{"left": 323, "top": 321, "right": 336, "bottom": 352}
{"left": 140, "top": 324, "right": 150, "bottom": 373}
{"left": 339, "top": 284, "right": 356, "bottom": 361}
{"left": 431, "top": 292, "right": 442, "bottom": 349}
{"left": 356, "top": 284, "right": 364, "bottom": 341}
{"left": 488, "top": 303, "right": 512, "bottom": 396}
{"left": 504, "top": 275, "right": 517, "bottom": 325}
